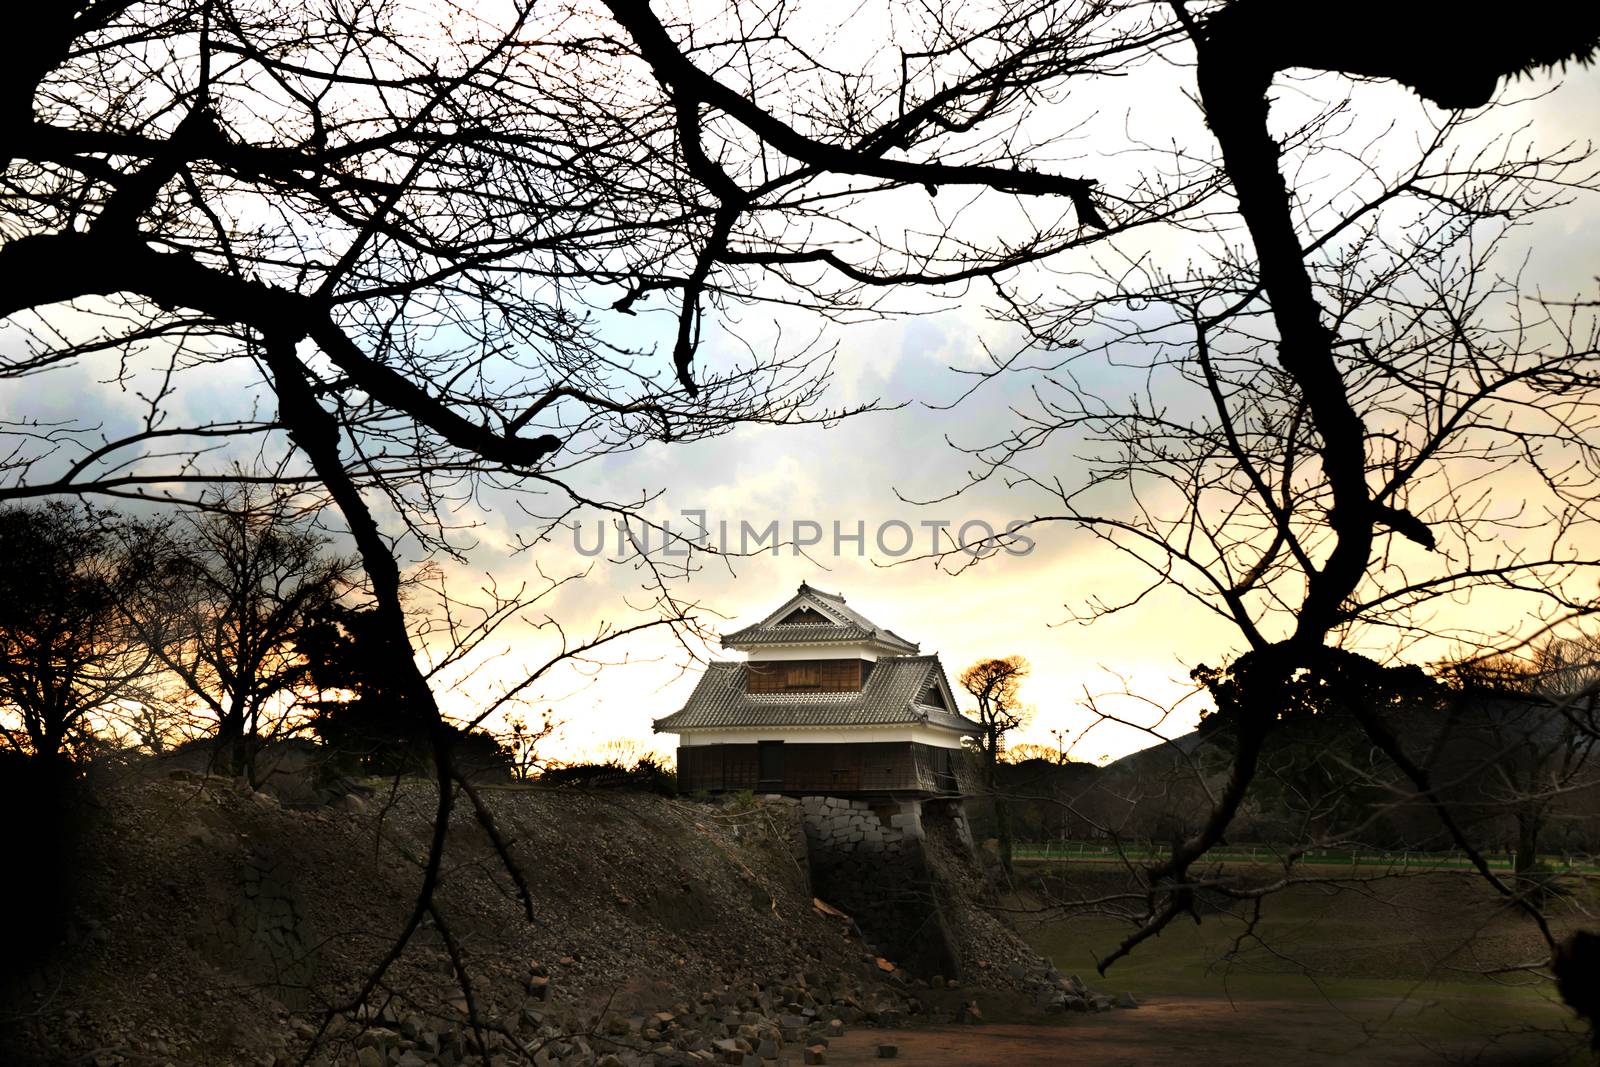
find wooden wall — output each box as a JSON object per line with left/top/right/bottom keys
{"left": 677, "top": 741, "right": 962, "bottom": 795}
{"left": 744, "top": 658, "right": 866, "bottom": 693}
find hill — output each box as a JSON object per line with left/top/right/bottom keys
{"left": 1007, "top": 696, "right": 1600, "bottom": 855}
{"left": 2, "top": 768, "right": 1099, "bottom": 1066}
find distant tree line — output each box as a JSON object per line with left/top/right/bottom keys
{"left": 975, "top": 638, "right": 1600, "bottom": 876}
{"left": 0, "top": 493, "right": 563, "bottom": 784}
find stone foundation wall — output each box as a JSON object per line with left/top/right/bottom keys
{"left": 798, "top": 796, "right": 961, "bottom": 978}
{"left": 195, "top": 842, "right": 318, "bottom": 1008}
{"left": 920, "top": 797, "right": 976, "bottom": 855}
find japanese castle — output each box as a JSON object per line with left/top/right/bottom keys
{"left": 654, "top": 583, "right": 981, "bottom": 795}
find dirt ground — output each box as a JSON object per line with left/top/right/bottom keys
{"left": 824, "top": 998, "right": 1588, "bottom": 1066}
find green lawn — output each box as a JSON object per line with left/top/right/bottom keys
{"left": 1015, "top": 842, "right": 1600, "bottom": 874}
{"left": 1012, "top": 866, "right": 1590, "bottom": 1060}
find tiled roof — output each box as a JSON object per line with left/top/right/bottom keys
{"left": 721, "top": 583, "right": 919, "bottom": 653}
{"left": 654, "top": 654, "right": 980, "bottom": 734}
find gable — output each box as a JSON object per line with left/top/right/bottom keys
{"left": 721, "top": 583, "right": 921, "bottom": 655}
{"left": 916, "top": 657, "right": 962, "bottom": 717}
{"left": 776, "top": 607, "right": 832, "bottom": 626}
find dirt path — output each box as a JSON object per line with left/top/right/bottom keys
{"left": 821, "top": 998, "right": 1584, "bottom": 1066}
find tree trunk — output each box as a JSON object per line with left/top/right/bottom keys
{"left": 245, "top": 699, "right": 262, "bottom": 787}
{"left": 996, "top": 791, "right": 1015, "bottom": 879}
{"left": 1515, "top": 810, "right": 1542, "bottom": 876}
{"left": 214, "top": 703, "right": 247, "bottom": 778}
{"left": 983, "top": 740, "right": 1014, "bottom": 878}
{"left": 39, "top": 710, "right": 70, "bottom": 766}
{"left": 2, "top": 745, "right": 79, "bottom": 978}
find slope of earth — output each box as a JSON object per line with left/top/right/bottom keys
{"left": 2, "top": 769, "right": 1058, "bottom": 1066}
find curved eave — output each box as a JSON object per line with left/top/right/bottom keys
{"left": 656, "top": 713, "right": 981, "bottom": 736}
{"left": 661, "top": 720, "right": 976, "bottom": 737}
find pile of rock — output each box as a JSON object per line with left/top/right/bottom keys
{"left": 292, "top": 951, "right": 1143, "bottom": 1067}
{"left": 1021, "top": 969, "right": 1140, "bottom": 1015}
{"left": 296, "top": 965, "right": 990, "bottom": 1067}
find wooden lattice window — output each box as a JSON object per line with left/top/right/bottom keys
{"left": 785, "top": 663, "right": 821, "bottom": 688}
{"left": 746, "top": 658, "right": 862, "bottom": 692}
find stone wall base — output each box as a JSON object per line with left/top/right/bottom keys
{"left": 798, "top": 795, "right": 965, "bottom": 978}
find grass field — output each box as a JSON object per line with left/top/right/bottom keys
{"left": 1010, "top": 862, "right": 1593, "bottom": 1063}
{"left": 1015, "top": 842, "right": 1600, "bottom": 873}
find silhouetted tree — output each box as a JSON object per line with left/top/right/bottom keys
{"left": 960, "top": 654, "right": 1031, "bottom": 873}
{"left": 1004, "top": 742, "right": 1077, "bottom": 765}
{"left": 0, "top": 502, "right": 156, "bottom": 981}
{"left": 294, "top": 601, "right": 504, "bottom": 777}
{"left": 124, "top": 485, "right": 356, "bottom": 779}
{"left": 0, "top": 503, "right": 153, "bottom": 769}
{"left": 500, "top": 710, "right": 558, "bottom": 783}
{"left": 298, "top": 603, "right": 423, "bottom": 773}
{"left": 1438, "top": 637, "right": 1600, "bottom": 877}
{"left": 1189, "top": 649, "right": 1445, "bottom": 844}
{"left": 909, "top": 1, "right": 1600, "bottom": 979}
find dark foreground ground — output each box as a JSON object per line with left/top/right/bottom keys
{"left": 9, "top": 773, "right": 1591, "bottom": 1064}
{"left": 826, "top": 1002, "right": 1582, "bottom": 1066}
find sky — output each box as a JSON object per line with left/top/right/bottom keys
{"left": 399, "top": 30, "right": 1600, "bottom": 766}
{"left": 7, "top": 4, "right": 1599, "bottom": 767}
{"left": 445, "top": 314, "right": 1237, "bottom": 765}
